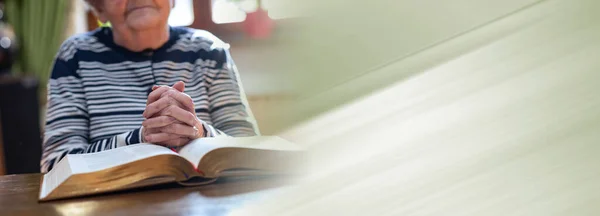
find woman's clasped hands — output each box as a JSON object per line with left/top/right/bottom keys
{"left": 141, "top": 81, "right": 206, "bottom": 148}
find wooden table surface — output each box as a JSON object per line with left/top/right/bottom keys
{"left": 0, "top": 174, "right": 291, "bottom": 216}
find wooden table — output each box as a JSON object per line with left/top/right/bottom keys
{"left": 0, "top": 174, "right": 291, "bottom": 215}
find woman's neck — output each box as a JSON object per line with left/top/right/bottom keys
{"left": 112, "top": 25, "right": 170, "bottom": 52}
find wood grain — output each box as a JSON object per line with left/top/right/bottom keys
{"left": 0, "top": 174, "right": 290, "bottom": 216}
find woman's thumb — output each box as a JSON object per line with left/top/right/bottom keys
{"left": 173, "top": 81, "right": 185, "bottom": 92}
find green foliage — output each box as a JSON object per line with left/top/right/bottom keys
{"left": 4, "top": 0, "right": 68, "bottom": 91}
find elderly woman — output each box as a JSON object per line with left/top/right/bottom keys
{"left": 41, "top": 0, "right": 259, "bottom": 172}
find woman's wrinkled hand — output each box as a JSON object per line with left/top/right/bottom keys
{"left": 141, "top": 81, "right": 205, "bottom": 147}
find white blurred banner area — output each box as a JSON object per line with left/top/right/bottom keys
{"left": 233, "top": 0, "right": 600, "bottom": 215}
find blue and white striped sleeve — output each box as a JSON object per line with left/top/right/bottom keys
{"left": 203, "top": 47, "right": 260, "bottom": 137}
{"left": 41, "top": 40, "right": 143, "bottom": 173}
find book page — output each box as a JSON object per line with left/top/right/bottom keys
{"left": 40, "top": 156, "right": 73, "bottom": 199}
{"left": 178, "top": 136, "right": 302, "bottom": 166}
{"left": 67, "top": 144, "right": 178, "bottom": 174}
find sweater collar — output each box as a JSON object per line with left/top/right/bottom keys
{"left": 95, "top": 26, "right": 179, "bottom": 57}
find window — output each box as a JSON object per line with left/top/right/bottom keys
{"left": 211, "top": 0, "right": 295, "bottom": 24}
{"left": 212, "top": 0, "right": 254, "bottom": 24}
{"left": 169, "top": 0, "right": 195, "bottom": 26}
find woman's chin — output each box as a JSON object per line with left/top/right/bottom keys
{"left": 126, "top": 16, "right": 163, "bottom": 30}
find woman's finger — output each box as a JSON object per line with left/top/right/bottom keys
{"left": 159, "top": 123, "right": 201, "bottom": 139}
{"left": 147, "top": 81, "right": 184, "bottom": 105}
{"left": 143, "top": 126, "right": 190, "bottom": 147}
{"left": 142, "top": 116, "right": 178, "bottom": 129}
{"left": 160, "top": 105, "right": 199, "bottom": 127}
{"left": 161, "top": 89, "right": 195, "bottom": 113}
{"left": 147, "top": 86, "right": 171, "bottom": 105}
{"left": 143, "top": 96, "right": 184, "bottom": 118}
{"left": 144, "top": 132, "right": 181, "bottom": 144}
{"left": 172, "top": 81, "right": 185, "bottom": 92}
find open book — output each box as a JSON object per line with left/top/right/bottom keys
{"left": 39, "top": 136, "right": 302, "bottom": 201}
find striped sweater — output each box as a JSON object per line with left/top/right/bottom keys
{"left": 42, "top": 27, "right": 259, "bottom": 173}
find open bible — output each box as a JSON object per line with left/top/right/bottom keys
{"left": 39, "top": 136, "right": 302, "bottom": 201}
